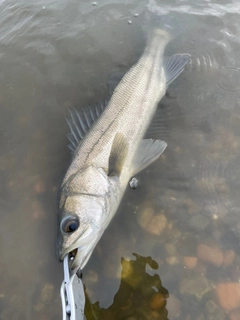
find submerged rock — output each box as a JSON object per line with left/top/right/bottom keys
{"left": 33, "top": 283, "right": 54, "bottom": 312}
{"left": 188, "top": 214, "right": 210, "bottom": 231}
{"left": 215, "top": 283, "right": 240, "bottom": 311}
{"left": 34, "top": 180, "right": 46, "bottom": 194}
{"left": 183, "top": 256, "right": 198, "bottom": 270}
{"left": 137, "top": 208, "right": 167, "bottom": 236}
{"left": 229, "top": 309, "right": 240, "bottom": 320}
{"left": 197, "top": 244, "right": 224, "bottom": 267}
{"left": 179, "top": 272, "right": 210, "bottom": 301}
{"left": 205, "top": 300, "right": 225, "bottom": 320}
{"left": 149, "top": 292, "right": 166, "bottom": 310}
{"left": 167, "top": 294, "right": 181, "bottom": 319}
{"left": 165, "top": 243, "right": 176, "bottom": 256}
{"left": 223, "top": 250, "right": 235, "bottom": 267}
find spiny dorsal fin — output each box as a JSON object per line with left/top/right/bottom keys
{"left": 164, "top": 54, "right": 191, "bottom": 86}
{"left": 108, "top": 71, "right": 126, "bottom": 95}
{"left": 108, "top": 133, "right": 129, "bottom": 177}
{"left": 131, "top": 139, "right": 167, "bottom": 176}
{"left": 66, "top": 101, "right": 108, "bottom": 154}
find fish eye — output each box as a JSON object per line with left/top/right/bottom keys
{"left": 61, "top": 217, "right": 79, "bottom": 234}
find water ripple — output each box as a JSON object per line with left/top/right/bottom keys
{"left": 217, "top": 67, "right": 240, "bottom": 94}
{"left": 148, "top": 0, "right": 240, "bottom": 17}
{"left": 189, "top": 50, "right": 219, "bottom": 73}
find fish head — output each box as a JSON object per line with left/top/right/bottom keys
{"left": 57, "top": 165, "right": 117, "bottom": 271}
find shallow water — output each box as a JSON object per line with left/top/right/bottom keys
{"left": 1, "top": 0, "right": 240, "bottom": 319}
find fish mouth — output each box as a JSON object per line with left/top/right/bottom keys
{"left": 60, "top": 227, "right": 99, "bottom": 271}
{"left": 70, "top": 242, "right": 96, "bottom": 271}
{"left": 64, "top": 242, "right": 97, "bottom": 271}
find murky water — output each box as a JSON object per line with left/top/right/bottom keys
{"left": 1, "top": 0, "right": 240, "bottom": 319}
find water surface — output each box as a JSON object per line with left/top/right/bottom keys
{"left": 0, "top": 0, "right": 240, "bottom": 319}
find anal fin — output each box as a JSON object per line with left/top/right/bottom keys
{"left": 131, "top": 139, "right": 167, "bottom": 176}
{"left": 164, "top": 54, "right": 191, "bottom": 86}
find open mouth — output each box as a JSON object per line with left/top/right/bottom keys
{"left": 68, "top": 248, "right": 78, "bottom": 261}
{"left": 67, "top": 245, "right": 92, "bottom": 271}
{"left": 60, "top": 224, "right": 102, "bottom": 271}
{"left": 60, "top": 224, "right": 91, "bottom": 259}
{"left": 69, "top": 247, "right": 83, "bottom": 270}
{"left": 64, "top": 236, "right": 97, "bottom": 271}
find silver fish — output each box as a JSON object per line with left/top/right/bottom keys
{"left": 57, "top": 29, "right": 190, "bottom": 271}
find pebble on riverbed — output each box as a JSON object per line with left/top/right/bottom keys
{"left": 165, "top": 243, "right": 176, "bottom": 256}
{"left": 34, "top": 181, "right": 46, "bottom": 194}
{"left": 32, "top": 200, "right": 46, "bottom": 220}
{"left": 166, "top": 256, "right": 179, "bottom": 266}
{"left": 167, "top": 294, "right": 181, "bottom": 318}
{"left": 179, "top": 272, "right": 210, "bottom": 301}
{"left": 223, "top": 250, "right": 235, "bottom": 267}
{"left": 33, "top": 283, "right": 54, "bottom": 312}
{"left": 149, "top": 292, "right": 166, "bottom": 310}
{"left": 184, "top": 198, "right": 201, "bottom": 214}
{"left": 197, "top": 244, "right": 235, "bottom": 268}
{"left": 137, "top": 208, "right": 167, "bottom": 235}
{"left": 188, "top": 214, "right": 210, "bottom": 231}
{"left": 229, "top": 309, "right": 240, "bottom": 320}
{"left": 183, "top": 256, "right": 198, "bottom": 270}
{"left": 205, "top": 300, "right": 225, "bottom": 320}
{"left": 197, "top": 244, "right": 224, "bottom": 267}
{"left": 215, "top": 283, "right": 240, "bottom": 311}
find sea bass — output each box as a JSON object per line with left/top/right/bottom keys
{"left": 57, "top": 29, "right": 190, "bottom": 271}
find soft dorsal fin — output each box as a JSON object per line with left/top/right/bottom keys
{"left": 131, "top": 139, "right": 167, "bottom": 176}
{"left": 144, "top": 102, "right": 171, "bottom": 141}
{"left": 66, "top": 101, "right": 108, "bottom": 154}
{"left": 164, "top": 54, "right": 191, "bottom": 86}
{"left": 108, "top": 133, "right": 129, "bottom": 177}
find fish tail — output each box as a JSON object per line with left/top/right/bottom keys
{"left": 144, "top": 28, "right": 171, "bottom": 58}
{"left": 152, "top": 28, "right": 171, "bottom": 39}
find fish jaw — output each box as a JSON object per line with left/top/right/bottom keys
{"left": 58, "top": 222, "right": 105, "bottom": 271}
{"left": 57, "top": 165, "right": 119, "bottom": 270}
{"left": 57, "top": 194, "right": 111, "bottom": 270}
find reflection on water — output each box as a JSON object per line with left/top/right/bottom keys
{"left": 0, "top": 0, "right": 240, "bottom": 319}
{"left": 85, "top": 254, "right": 169, "bottom": 320}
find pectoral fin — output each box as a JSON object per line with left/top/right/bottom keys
{"left": 108, "top": 133, "right": 129, "bottom": 177}
{"left": 131, "top": 139, "right": 167, "bottom": 176}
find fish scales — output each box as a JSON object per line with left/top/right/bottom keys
{"left": 57, "top": 29, "right": 190, "bottom": 271}
{"left": 62, "top": 30, "right": 169, "bottom": 184}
